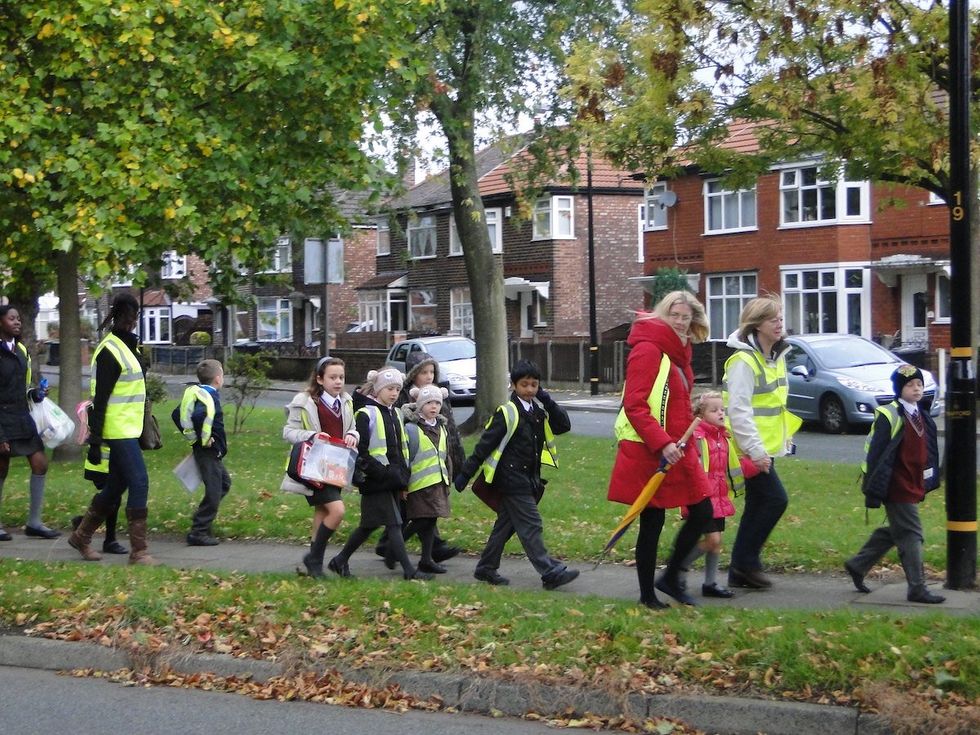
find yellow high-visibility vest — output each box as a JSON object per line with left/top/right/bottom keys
{"left": 405, "top": 422, "right": 449, "bottom": 493}
{"left": 16, "top": 342, "right": 32, "bottom": 388}
{"left": 614, "top": 353, "right": 671, "bottom": 444}
{"left": 860, "top": 403, "right": 902, "bottom": 475}
{"left": 178, "top": 385, "right": 216, "bottom": 446}
{"left": 479, "top": 401, "right": 558, "bottom": 484}
{"left": 696, "top": 433, "right": 745, "bottom": 494}
{"left": 90, "top": 333, "right": 145, "bottom": 440}
{"left": 355, "top": 405, "right": 408, "bottom": 466}
{"left": 722, "top": 349, "right": 801, "bottom": 457}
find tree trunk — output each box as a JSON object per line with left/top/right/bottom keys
{"left": 53, "top": 249, "right": 82, "bottom": 462}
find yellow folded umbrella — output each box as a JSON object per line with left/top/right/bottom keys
{"left": 598, "top": 418, "right": 702, "bottom": 563}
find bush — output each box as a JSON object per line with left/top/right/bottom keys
{"left": 225, "top": 351, "right": 273, "bottom": 433}
{"left": 189, "top": 331, "right": 212, "bottom": 346}
{"left": 144, "top": 372, "right": 169, "bottom": 404}
{"left": 650, "top": 267, "right": 693, "bottom": 306}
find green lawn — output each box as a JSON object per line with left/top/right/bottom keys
{"left": 1, "top": 402, "right": 977, "bottom": 726}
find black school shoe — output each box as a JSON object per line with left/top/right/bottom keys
{"left": 473, "top": 568, "right": 510, "bottom": 586}
{"left": 542, "top": 568, "right": 580, "bottom": 590}
{"left": 25, "top": 525, "right": 61, "bottom": 539}
{"left": 728, "top": 566, "right": 772, "bottom": 589}
{"left": 327, "top": 556, "right": 354, "bottom": 578}
{"left": 655, "top": 575, "right": 697, "bottom": 606}
{"left": 301, "top": 553, "right": 324, "bottom": 579}
{"left": 844, "top": 561, "right": 871, "bottom": 593}
{"left": 432, "top": 544, "right": 462, "bottom": 563}
{"left": 907, "top": 589, "right": 945, "bottom": 604}
{"left": 103, "top": 540, "right": 129, "bottom": 554}
{"left": 418, "top": 560, "right": 448, "bottom": 574}
{"left": 186, "top": 533, "right": 220, "bottom": 546}
{"left": 0, "top": 529, "right": 11, "bottom": 541}
{"left": 701, "top": 583, "right": 735, "bottom": 599}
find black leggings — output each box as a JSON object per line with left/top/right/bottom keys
{"left": 635, "top": 498, "right": 713, "bottom": 603}
{"left": 404, "top": 518, "right": 437, "bottom": 563}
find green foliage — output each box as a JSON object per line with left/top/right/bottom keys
{"left": 0, "top": 0, "right": 426, "bottom": 297}
{"left": 649, "top": 267, "right": 692, "bottom": 307}
{"left": 224, "top": 352, "right": 272, "bottom": 434}
{"left": 143, "top": 372, "right": 169, "bottom": 405}
{"left": 189, "top": 331, "right": 212, "bottom": 346}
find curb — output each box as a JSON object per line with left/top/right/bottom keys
{"left": 0, "top": 635, "right": 891, "bottom": 735}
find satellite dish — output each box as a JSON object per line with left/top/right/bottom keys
{"left": 659, "top": 190, "right": 678, "bottom": 208}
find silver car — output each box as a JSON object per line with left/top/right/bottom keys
{"left": 385, "top": 336, "right": 477, "bottom": 402}
{"left": 784, "top": 334, "right": 942, "bottom": 433}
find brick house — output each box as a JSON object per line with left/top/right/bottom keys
{"left": 358, "top": 139, "right": 646, "bottom": 342}
{"left": 644, "top": 122, "right": 951, "bottom": 362}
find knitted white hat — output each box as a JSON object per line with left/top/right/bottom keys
{"left": 411, "top": 384, "right": 447, "bottom": 407}
{"left": 366, "top": 368, "right": 404, "bottom": 394}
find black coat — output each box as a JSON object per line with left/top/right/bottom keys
{"left": 862, "top": 402, "right": 939, "bottom": 508}
{"left": 458, "top": 391, "right": 570, "bottom": 496}
{"left": 0, "top": 340, "right": 35, "bottom": 444}
{"left": 354, "top": 396, "right": 410, "bottom": 495}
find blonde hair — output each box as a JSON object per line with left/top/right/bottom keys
{"left": 692, "top": 390, "right": 723, "bottom": 417}
{"left": 652, "top": 290, "right": 709, "bottom": 343}
{"left": 737, "top": 295, "right": 782, "bottom": 342}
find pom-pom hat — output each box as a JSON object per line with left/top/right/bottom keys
{"left": 410, "top": 384, "right": 447, "bottom": 407}
{"left": 366, "top": 368, "right": 404, "bottom": 395}
{"left": 891, "top": 363, "right": 924, "bottom": 397}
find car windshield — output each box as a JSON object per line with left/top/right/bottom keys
{"left": 808, "top": 339, "right": 899, "bottom": 369}
{"left": 425, "top": 340, "right": 475, "bottom": 361}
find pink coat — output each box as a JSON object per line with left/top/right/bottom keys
{"left": 607, "top": 316, "right": 710, "bottom": 510}
{"left": 684, "top": 421, "right": 759, "bottom": 519}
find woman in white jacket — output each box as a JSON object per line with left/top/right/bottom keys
{"left": 283, "top": 357, "right": 358, "bottom": 578}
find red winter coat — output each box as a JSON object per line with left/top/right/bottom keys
{"left": 607, "top": 316, "right": 709, "bottom": 510}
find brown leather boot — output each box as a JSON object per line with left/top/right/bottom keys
{"left": 126, "top": 507, "right": 157, "bottom": 566}
{"left": 67, "top": 496, "right": 108, "bottom": 561}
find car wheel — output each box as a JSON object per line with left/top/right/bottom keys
{"left": 819, "top": 394, "right": 847, "bottom": 434}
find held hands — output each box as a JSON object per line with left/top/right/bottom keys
{"left": 453, "top": 473, "right": 468, "bottom": 493}
{"left": 87, "top": 443, "right": 102, "bottom": 466}
{"left": 752, "top": 455, "right": 772, "bottom": 474}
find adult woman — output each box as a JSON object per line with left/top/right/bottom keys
{"left": 68, "top": 293, "right": 156, "bottom": 564}
{"left": 607, "top": 291, "right": 713, "bottom": 608}
{"left": 0, "top": 305, "right": 59, "bottom": 540}
{"left": 722, "top": 295, "right": 801, "bottom": 589}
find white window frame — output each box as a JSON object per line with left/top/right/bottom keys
{"left": 934, "top": 272, "right": 951, "bottom": 323}
{"left": 643, "top": 183, "right": 669, "bottom": 230}
{"left": 450, "top": 208, "right": 503, "bottom": 255}
{"left": 778, "top": 164, "right": 870, "bottom": 227}
{"left": 450, "top": 287, "right": 474, "bottom": 338}
{"left": 358, "top": 290, "right": 388, "bottom": 332}
{"left": 261, "top": 236, "right": 292, "bottom": 274}
{"left": 781, "top": 263, "right": 870, "bottom": 337}
{"left": 927, "top": 191, "right": 946, "bottom": 205}
{"left": 703, "top": 179, "right": 757, "bottom": 234}
{"left": 532, "top": 195, "right": 575, "bottom": 240}
{"left": 111, "top": 265, "right": 137, "bottom": 287}
{"left": 408, "top": 215, "right": 437, "bottom": 259}
{"left": 636, "top": 204, "right": 646, "bottom": 262}
{"left": 409, "top": 288, "right": 438, "bottom": 332}
{"left": 141, "top": 307, "right": 172, "bottom": 344}
{"left": 706, "top": 273, "right": 758, "bottom": 340}
{"left": 257, "top": 297, "right": 292, "bottom": 342}
{"left": 160, "top": 250, "right": 187, "bottom": 280}
{"left": 376, "top": 219, "right": 390, "bottom": 255}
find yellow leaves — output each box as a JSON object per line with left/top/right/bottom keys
{"left": 387, "top": 58, "right": 402, "bottom": 70}
{"left": 164, "top": 207, "right": 177, "bottom": 219}
{"left": 154, "top": 15, "right": 166, "bottom": 25}
{"left": 37, "top": 22, "right": 56, "bottom": 40}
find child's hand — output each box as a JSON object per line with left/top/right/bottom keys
{"left": 317, "top": 432, "right": 330, "bottom": 441}
{"left": 344, "top": 434, "right": 357, "bottom": 449}
{"left": 453, "top": 473, "right": 468, "bottom": 492}
{"left": 752, "top": 455, "right": 772, "bottom": 474}
{"left": 400, "top": 490, "right": 408, "bottom": 500}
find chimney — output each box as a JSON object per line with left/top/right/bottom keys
{"left": 403, "top": 157, "right": 416, "bottom": 189}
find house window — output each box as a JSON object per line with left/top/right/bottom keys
{"left": 450, "top": 208, "right": 503, "bottom": 255}
{"left": 782, "top": 265, "right": 868, "bottom": 336}
{"left": 111, "top": 265, "right": 137, "bottom": 287}
{"left": 636, "top": 204, "right": 646, "bottom": 262}
{"left": 142, "top": 307, "right": 171, "bottom": 344}
{"left": 408, "top": 215, "right": 437, "bottom": 258}
{"left": 358, "top": 290, "right": 387, "bottom": 331}
{"left": 261, "top": 237, "right": 292, "bottom": 273}
{"left": 935, "top": 272, "right": 951, "bottom": 322}
{"left": 450, "top": 287, "right": 474, "bottom": 337}
{"left": 779, "top": 165, "right": 869, "bottom": 226}
{"left": 706, "top": 273, "right": 757, "bottom": 340}
{"left": 409, "top": 289, "right": 438, "bottom": 333}
{"left": 532, "top": 196, "right": 574, "bottom": 239}
{"left": 704, "top": 180, "right": 757, "bottom": 233}
{"left": 928, "top": 190, "right": 946, "bottom": 205}
{"left": 161, "top": 251, "right": 187, "bottom": 280}
{"left": 376, "top": 219, "right": 390, "bottom": 255}
{"left": 257, "top": 297, "right": 292, "bottom": 341}
{"left": 643, "top": 183, "right": 668, "bottom": 230}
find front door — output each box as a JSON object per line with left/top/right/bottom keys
{"left": 900, "top": 273, "right": 928, "bottom": 346}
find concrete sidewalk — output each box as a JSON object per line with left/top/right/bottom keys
{"left": 1, "top": 531, "right": 975, "bottom": 735}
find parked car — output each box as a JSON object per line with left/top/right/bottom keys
{"left": 385, "top": 336, "right": 477, "bottom": 402}
{"left": 784, "top": 334, "right": 942, "bottom": 433}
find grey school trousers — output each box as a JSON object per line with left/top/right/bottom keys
{"left": 475, "top": 493, "right": 565, "bottom": 582}
{"left": 847, "top": 501, "right": 926, "bottom": 595}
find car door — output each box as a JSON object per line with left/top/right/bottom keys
{"left": 387, "top": 342, "right": 411, "bottom": 372}
{"left": 785, "top": 344, "right": 819, "bottom": 419}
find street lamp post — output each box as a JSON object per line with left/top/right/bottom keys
{"left": 586, "top": 149, "right": 600, "bottom": 396}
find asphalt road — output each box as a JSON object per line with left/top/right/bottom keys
{"left": 0, "top": 665, "right": 556, "bottom": 735}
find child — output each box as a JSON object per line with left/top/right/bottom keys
{"left": 684, "top": 391, "right": 758, "bottom": 599}
{"left": 327, "top": 368, "right": 433, "bottom": 581}
{"left": 282, "top": 356, "right": 358, "bottom": 579}
{"left": 171, "top": 359, "right": 231, "bottom": 546}
{"left": 844, "top": 364, "right": 944, "bottom": 604}
{"left": 454, "top": 359, "right": 579, "bottom": 590}
{"left": 400, "top": 384, "right": 453, "bottom": 574}
{"left": 374, "top": 351, "right": 464, "bottom": 563}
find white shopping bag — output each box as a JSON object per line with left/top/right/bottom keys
{"left": 173, "top": 454, "right": 202, "bottom": 493}
{"left": 29, "top": 397, "right": 76, "bottom": 449}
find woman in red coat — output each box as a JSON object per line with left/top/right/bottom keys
{"left": 607, "top": 291, "right": 713, "bottom": 608}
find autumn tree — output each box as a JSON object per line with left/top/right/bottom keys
{"left": 1, "top": 0, "right": 422, "bottom": 457}
{"left": 379, "top": 0, "right": 626, "bottom": 428}
{"left": 572, "top": 0, "right": 980, "bottom": 354}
